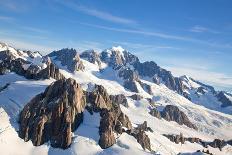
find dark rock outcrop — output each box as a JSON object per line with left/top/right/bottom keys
{"left": 80, "top": 50, "right": 101, "bottom": 67}
{"left": 133, "top": 61, "right": 184, "bottom": 95}
{"left": 48, "top": 48, "right": 85, "bottom": 72}
{"left": 161, "top": 105, "right": 197, "bottom": 130}
{"left": 110, "top": 94, "right": 128, "bottom": 107}
{"left": 85, "top": 85, "right": 133, "bottom": 149}
{"left": 149, "top": 108, "right": 161, "bottom": 119}
{"left": 86, "top": 85, "right": 113, "bottom": 111}
{"left": 150, "top": 105, "right": 197, "bottom": 130}
{"left": 129, "top": 94, "right": 143, "bottom": 100}
{"left": 0, "top": 83, "right": 10, "bottom": 93}
{"left": 19, "top": 78, "right": 86, "bottom": 149}
{"left": 97, "top": 104, "right": 132, "bottom": 148}
{"left": 208, "top": 139, "right": 226, "bottom": 151}
{"left": 0, "top": 52, "right": 64, "bottom": 80}
{"left": 216, "top": 91, "right": 232, "bottom": 107}
{"left": 164, "top": 133, "right": 230, "bottom": 151}
{"left": 124, "top": 81, "right": 139, "bottom": 93}
{"left": 130, "top": 121, "right": 152, "bottom": 151}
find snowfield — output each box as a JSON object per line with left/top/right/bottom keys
{"left": 0, "top": 45, "right": 232, "bottom": 155}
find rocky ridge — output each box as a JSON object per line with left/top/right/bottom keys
{"left": 163, "top": 133, "right": 231, "bottom": 151}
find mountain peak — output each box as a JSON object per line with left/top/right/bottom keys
{"left": 111, "top": 46, "right": 125, "bottom": 53}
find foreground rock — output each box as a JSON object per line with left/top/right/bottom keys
{"left": 86, "top": 85, "right": 132, "bottom": 148}
{"left": 19, "top": 78, "right": 86, "bottom": 148}
{"left": 19, "top": 79, "right": 152, "bottom": 150}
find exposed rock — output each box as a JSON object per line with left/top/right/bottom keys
{"left": 99, "top": 127, "right": 116, "bottom": 149}
{"left": 209, "top": 139, "right": 226, "bottom": 151}
{"left": 86, "top": 85, "right": 113, "bottom": 111}
{"left": 164, "top": 133, "right": 229, "bottom": 151}
{"left": 140, "top": 82, "right": 152, "bottom": 95}
{"left": 129, "top": 94, "right": 143, "bottom": 100}
{"left": 130, "top": 121, "right": 152, "bottom": 151}
{"left": 85, "top": 84, "right": 133, "bottom": 149}
{"left": 48, "top": 48, "right": 85, "bottom": 72}
{"left": 149, "top": 108, "right": 161, "bottom": 119}
{"left": 19, "top": 78, "right": 86, "bottom": 149}
{"left": 80, "top": 50, "right": 101, "bottom": 67}
{"left": 0, "top": 83, "right": 10, "bottom": 93}
{"left": 135, "top": 130, "right": 151, "bottom": 151}
{"left": 197, "top": 87, "right": 206, "bottom": 94}
{"left": 118, "top": 67, "right": 139, "bottom": 81}
{"left": 133, "top": 61, "right": 184, "bottom": 95}
{"left": 0, "top": 55, "right": 64, "bottom": 80}
{"left": 110, "top": 94, "right": 128, "bottom": 107}
{"left": 98, "top": 104, "right": 132, "bottom": 149}
{"left": 216, "top": 91, "right": 232, "bottom": 107}
{"left": 124, "top": 81, "right": 139, "bottom": 93}
{"left": 100, "top": 47, "right": 139, "bottom": 68}
{"left": 146, "top": 98, "right": 155, "bottom": 105}
{"left": 161, "top": 105, "right": 197, "bottom": 130}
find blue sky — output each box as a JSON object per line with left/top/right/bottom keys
{"left": 0, "top": 0, "right": 232, "bottom": 91}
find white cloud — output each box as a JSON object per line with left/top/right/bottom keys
{"left": 79, "top": 22, "right": 232, "bottom": 49}
{"left": 0, "top": 16, "right": 14, "bottom": 22}
{"left": 54, "top": 0, "right": 136, "bottom": 25}
{"left": 22, "top": 26, "right": 49, "bottom": 34}
{"left": 190, "top": 25, "right": 220, "bottom": 34}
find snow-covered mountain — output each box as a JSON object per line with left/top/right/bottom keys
{"left": 0, "top": 43, "right": 232, "bottom": 155}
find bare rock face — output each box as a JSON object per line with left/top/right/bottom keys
{"left": 136, "top": 131, "right": 151, "bottom": 151}
{"left": 0, "top": 54, "right": 64, "bottom": 80}
{"left": 140, "top": 82, "right": 152, "bottom": 95}
{"left": 124, "top": 81, "right": 139, "bottom": 93}
{"left": 216, "top": 91, "right": 232, "bottom": 107}
{"left": 129, "top": 94, "right": 143, "bottom": 100}
{"left": 164, "top": 134, "right": 229, "bottom": 151}
{"left": 86, "top": 85, "right": 113, "bottom": 111}
{"left": 98, "top": 104, "right": 132, "bottom": 149}
{"left": 133, "top": 61, "right": 184, "bottom": 95}
{"left": 19, "top": 78, "right": 86, "bottom": 149}
{"left": 110, "top": 94, "right": 128, "bottom": 107}
{"left": 161, "top": 105, "right": 197, "bottom": 130}
{"left": 48, "top": 48, "right": 85, "bottom": 72}
{"left": 209, "top": 139, "right": 226, "bottom": 151}
{"left": 99, "top": 127, "right": 116, "bottom": 149}
{"left": 149, "top": 108, "right": 161, "bottom": 119}
{"left": 130, "top": 121, "right": 152, "bottom": 151}
{"left": 80, "top": 50, "right": 102, "bottom": 68}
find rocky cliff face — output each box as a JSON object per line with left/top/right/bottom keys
{"left": 161, "top": 105, "right": 197, "bottom": 130}
{"left": 19, "top": 78, "right": 86, "bottom": 148}
{"left": 150, "top": 105, "right": 197, "bottom": 130}
{"left": 80, "top": 50, "right": 102, "bottom": 68}
{"left": 48, "top": 48, "right": 85, "bottom": 72}
{"left": 85, "top": 85, "right": 133, "bottom": 149}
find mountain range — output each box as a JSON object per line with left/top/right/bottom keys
{"left": 0, "top": 42, "right": 231, "bottom": 155}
